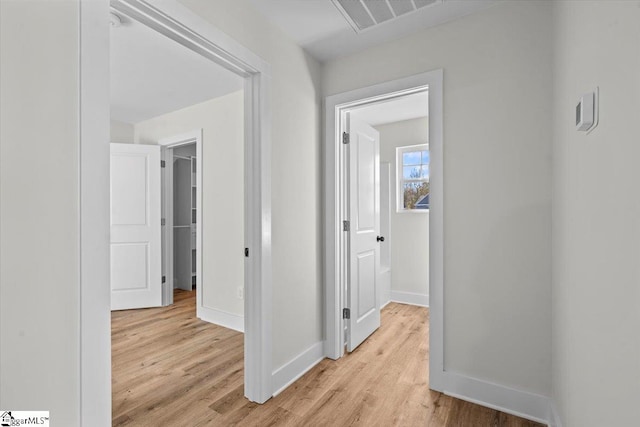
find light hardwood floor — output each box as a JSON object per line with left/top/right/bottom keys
{"left": 112, "top": 290, "right": 544, "bottom": 426}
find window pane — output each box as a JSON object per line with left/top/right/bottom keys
{"left": 422, "top": 150, "right": 430, "bottom": 164}
{"left": 403, "top": 166, "right": 422, "bottom": 179}
{"left": 403, "top": 181, "right": 430, "bottom": 209}
{"left": 420, "top": 164, "right": 429, "bottom": 179}
{"left": 403, "top": 151, "right": 421, "bottom": 166}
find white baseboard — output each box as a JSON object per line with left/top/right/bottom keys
{"left": 197, "top": 306, "right": 244, "bottom": 333}
{"left": 380, "top": 299, "right": 392, "bottom": 309}
{"left": 548, "top": 401, "right": 562, "bottom": 427}
{"left": 442, "top": 371, "right": 550, "bottom": 425}
{"left": 391, "top": 290, "right": 429, "bottom": 307}
{"left": 272, "top": 341, "right": 325, "bottom": 396}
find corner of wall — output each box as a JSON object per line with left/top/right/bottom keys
{"left": 390, "top": 290, "right": 429, "bottom": 307}
{"left": 548, "top": 399, "right": 563, "bottom": 427}
{"left": 442, "top": 372, "right": 551, "bottom": 425}
{"left": 271, "top": 341, "right": 325, "bottom": 397}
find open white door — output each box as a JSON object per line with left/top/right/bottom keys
{"left": 346, "top": 116, "right": 381, "bottom": 352}
{"left": 110, "top": 143, "right": 163, "bottom": 310}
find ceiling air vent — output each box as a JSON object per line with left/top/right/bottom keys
{"left": 333, "top": 0, "right": 442, "bottom": 33}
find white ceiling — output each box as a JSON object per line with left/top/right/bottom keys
{"left": 247, "top": 0, "right": 498, "bottom": 62}
{"left": 350, "top": 90, "right": 428, "bottom": 126}
{"left": 110, "top": 13, "right": 244, "bottom": 124}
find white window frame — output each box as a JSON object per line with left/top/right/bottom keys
{"left": 396, "top": 143, "right": 429, "bottom": 213}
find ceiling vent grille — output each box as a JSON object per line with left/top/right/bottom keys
{"left": 333, "top": 0, "right": 442, "bottom": 33}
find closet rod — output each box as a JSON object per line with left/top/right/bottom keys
{"left": 174, "top": 155, "right": 192, "bottom": 161}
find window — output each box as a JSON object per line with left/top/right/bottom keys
{"left": 397, "top": 144, "right": 429, "bottom": 211}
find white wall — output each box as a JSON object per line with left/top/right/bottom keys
{"left": 110, "top": 119, "right": 134, "bottom": 143}
{"left": 551, "top": 2, "right": 640, "bottom": 426}
{"left": 8, "top": 0, "right": 605, "bottom": 422}
{"left": 1, "top": 0, "right": 321, "bottom": 418}
{"left": 178, "top": 0, "right": 323, "bottom": 370}
{"left": 323, "top": 1, "right": 553, "bottom": 396}
{"left": 135, "top": 91, "right": 245, "bottom": 318}
{"left": 375, "top": 118, "right": 429, "bottom": 300}
{"left": 0, "top": 1, "right": 81, "bottom": 424}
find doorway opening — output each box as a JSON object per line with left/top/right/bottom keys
{"left": 158, "top": 133, "right": 203, "bottom": 309}
{"left": 167, "top": 143, "right": 198, "bottom": 294}
{"left": 349, "top": 89, "right": 430, "bottom": 315}
{"left": 323, "top": 70, "right": 444, "bottom": 390}
{"left": 97, "top": 0, "right": 272, "bottom": 418}
{"left": 109, "top": 3, "right": 247, "bottom": 419}
{"left": 80, "top": 0, "right": 273, "bottom": 420}
{"left": 337, "top": 90, "right": 429, "bottom": 351}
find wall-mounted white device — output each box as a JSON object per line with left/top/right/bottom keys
{"left": 576, "top": 88, "right": 599, "bottom": 132}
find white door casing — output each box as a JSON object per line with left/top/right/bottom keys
{"left": 324, "top": 71, "right": 442, "bottom": 393}
{"left": 110, "top": 143, "right": 163, "bottom": 310}
{"left": 346, "top": 116, "right": 381, "bottom": 352}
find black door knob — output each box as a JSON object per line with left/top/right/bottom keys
{"left": 376, "top": 236, "right": 385, "bottom": 242}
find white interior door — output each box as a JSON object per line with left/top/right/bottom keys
{"left": 346, "top": 116, "right": 381, "bottom": 352}
{"left": 110, "top": 143, "right": 162, "bottom": 310}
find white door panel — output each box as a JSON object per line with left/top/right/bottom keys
{"left": 110, "top": 243, "right": 149, "bottom": 291}
{"left": 347, "top": 116, "right": 381, "bottom": 352}
{"left": 110, "top": 143, "right": 162, "bottom": 310}
{"left": 356, "top": 251, "right": 376, "bottom": 317}
{"left": 110, "top": 154, "right": 148, "bottom": 225}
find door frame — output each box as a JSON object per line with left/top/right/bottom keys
{"left": 79, "top": 0, "right": 273, "bottom": 423}
{"left": 323, "top": 69, "right": 444, "bottom": 391}
{"left": 159, "top": 130, "right": 203, "bottom": 307}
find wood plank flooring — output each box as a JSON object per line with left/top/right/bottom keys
{"left": 112, "top": 290, "right": 544, "bottom": 427}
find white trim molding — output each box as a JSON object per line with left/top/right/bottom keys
{"left": 271, "top": 342, "right": 325, "bottom": 397}
{"left": 199, "top": 306, "right": 244, "bottom": 333}
{"left": 549, "top": 401, "right": 563, "bottom": 427}
{"left": 80, "top": 1, "right": 273, "bottom": 423}
{"left": 442, "top": 372, "right": 551, "bottom": 425}
{"left": 80, "top": 1, "right": 112, "bottom": 425}
{"left": 390, "top": 290, "right": 429, "bottom": 307}
{"left": 323, "top": 70, "right": 444, "bottom": 395}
